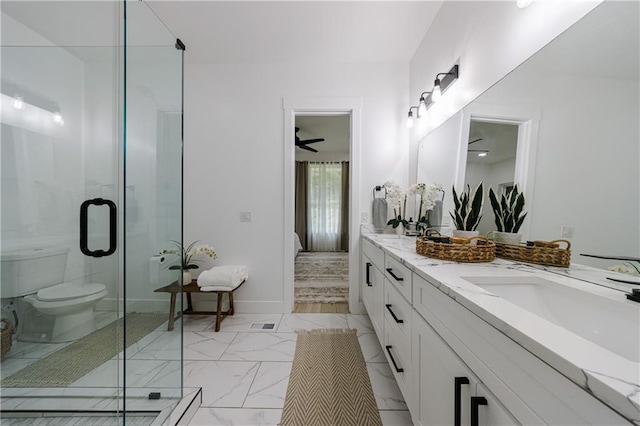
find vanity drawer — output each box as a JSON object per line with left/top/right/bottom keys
{"left": 384, "top": 255, "right": 412, "bottom": 302}
{"left": 412, "top": 272, "right": 440, "bottom": 322}
{"left": 384, "top": 317, "right": 412, "bottom": 400}
{"left": 384, "top": 280, "right": 412, "bottom": 340}
{"left": 362, "top": 238, "right": 384, "bottom": 269}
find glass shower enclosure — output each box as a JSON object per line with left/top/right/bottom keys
{"left": 0, "top": 1, "right": 185, "bottom": 424}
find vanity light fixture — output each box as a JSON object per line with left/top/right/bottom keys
{"left": 516, "top": 0, "right": 533, "bottom": 8}
{"left": 418, "top": 91, "right": 433, "bottom": 116}
{"left": 406, "top": 106, "right": 420, "bottom": 129}
{"left": 477, "top": 151, "right": 488, "bottom": 157}
{"left": 52, "top": 112, "right": 64, "bottom": 126}
{"left": 432, "top": 64, "right": 459, "bottom": 102}
{"left": 13, "top": 96, "right": 24, "bottom": 110}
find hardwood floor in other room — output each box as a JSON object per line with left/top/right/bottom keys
{"left": 293, "top": 303, "right": 349, "bottom": 313}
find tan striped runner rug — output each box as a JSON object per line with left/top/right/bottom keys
{"left": 280, "top": 328, "right": 382, "bottom": 426}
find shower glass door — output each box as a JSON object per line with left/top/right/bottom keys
{"left": 122, "top": 0, "right": 184, "bottom": 419}
{"left": 1, "top": 1, "right": 184, "bottom": 423}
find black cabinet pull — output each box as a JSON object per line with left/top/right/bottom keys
{"left": 385, "top": 304, "right": 404, "bottom": 323}
{"left": 386, "top": 268, "right": 404, "bottom": 281}
{"left": 366, "top": 262, "right": 372, "bottom": 286}
{"left": 80, "top": 198, "right": 117, "bottom": 258}
{"left": 454, "top": 377, "right": 470, "bottom": 426}
{"left": 471, "top": 396, "right": 488, "bottom": 426}
{"left": 385, "top": 345, "right": 404, "bottom": 373}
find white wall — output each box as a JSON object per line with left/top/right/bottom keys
{"left": 408, "top": 1, "right": 601, "bottom": 185}
{"left": 184, "top": 62, "right": 408, "bottom": 312}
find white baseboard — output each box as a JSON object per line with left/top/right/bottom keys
{"left": 97, "top": 297, "right": 287, "bottom": 314}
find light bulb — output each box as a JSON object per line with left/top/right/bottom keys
{"left": 517, "top": 0, "right": 533, "bottom": 8}
{"left": 432, "top": 80, "right": 442, "bottom": 102}
{"left": 53, "top": 112, "right": 64, "bottom": 126}
{"left": 418, "top": 98, "right": 427, "bottom": 116}
{"left": 406, "top": 112, "right": 414, "bottom": 129}
{"left": 13, "top": 96, "right": 24, "bottom": 110}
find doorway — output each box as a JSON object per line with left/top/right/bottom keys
{"left": 293, "top": 114, "right": 350, "bottom": 313}
{"left": 464, "top": 119, "right": 519, "bottom": 235}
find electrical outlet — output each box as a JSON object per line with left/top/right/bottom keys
{"left": 361, "top": 212, "right": 369, "bottom": 223}
{"left": 241, "top": 211, "right": 252, "bottom": 222}
{"left": 560, "top": 225, "right": 573, "bottom": 238}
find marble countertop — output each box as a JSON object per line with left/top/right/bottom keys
{"left": 361, "top": 230, "right": 640, "bottom": 424}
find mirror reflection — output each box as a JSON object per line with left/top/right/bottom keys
{"left": 417, "top": 1, "right": 639, "bottom": 274}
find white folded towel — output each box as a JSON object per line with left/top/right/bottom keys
{"left": 197, "top": 265, "right": 248, "bottom": 289}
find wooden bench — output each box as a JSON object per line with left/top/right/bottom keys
{"left": 154, "top": 279, "right": 246, "bottom": 332}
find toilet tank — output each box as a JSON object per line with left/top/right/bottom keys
{"left": 1, "top": 247, "right": 70, "bottom": 298}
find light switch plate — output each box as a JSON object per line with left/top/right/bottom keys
{"left": 241, "top": 211, "right": 252, "bottom": 222}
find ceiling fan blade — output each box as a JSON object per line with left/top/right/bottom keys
{"left": 468, "top": 138, "right": 483, "bottom": 145}
{"left": 299, "top": 138, "right": 325, "bottom": 144}
{"left": 298, "top": 144, "right": 318, "bottom": 152}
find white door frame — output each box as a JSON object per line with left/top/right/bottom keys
{"left": 456, "top": 102, "right": 540, "bottom": 240}
{"left": 283, "top": 97, "right": 362, "bottom": 314}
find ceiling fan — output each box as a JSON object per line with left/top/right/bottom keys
{"left": 467, "top": 137, "right": 488, "bottom": 156}
{"left": 295, "top": 127, "right": 325, "bottom": 152}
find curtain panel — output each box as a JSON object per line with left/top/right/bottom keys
{"left": 295, "top": 161, "right": 349, "bottom": 252}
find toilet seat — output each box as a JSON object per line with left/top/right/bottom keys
{"left": 36, "top": 282, "right": 106, "bottom": 302}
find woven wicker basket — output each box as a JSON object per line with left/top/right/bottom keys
{"left": 493, "top": 239, "right": 571, "bottom": 267}
{"left": 416, "top": 229, "right": 496, "bottom": 263}
{"left": 1, "top": 318, "right": 14, "bottom": 358}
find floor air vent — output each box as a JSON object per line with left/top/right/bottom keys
{"left": 250, "top": 322, "right": 276, "bottom": 330}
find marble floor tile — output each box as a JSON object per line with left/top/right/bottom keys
{"left": 243, "top": 362, "right": 292, "bottom": 409}
{"left": 347, "top": 314, "right": 375, "bottom": 334}
{"left": 5, "top": 340, "right": 69, "bottom": 359}
{"left": 71, "top": 359, "right": 177, "bottom": 389}
{"left": 277, "top": 313, "right": 348, "bottom": 332}
{"left": 181, "top": 315, "right": 215, "bottom": 332}
{"left": 183, "top": 360, "right": 260, "bottom": 407}
{"left": 189, "top": 407, "right": 282, "bottom": 426}
{"left": 213, "top": 314, "right": 283, "bottom": 333}
{"left": 123, "top": 331, "right": 164, "bottom": 359}
{"left": 359, "top": 333, "right": 386, "bottom": 363}
{"left": 131, "top": 331, "right": 236, "bottom": 361}
{"left": 221, "top": 333, "right": 296, "bottom": 362}
{"left": 0, "top": 357, "right": 38, "bottom": 379}
{"left": 379, "top": 410, "right": 414, "bottom": 425}
{"left": 367, "top": 363, "right": 408, "bottom": 410}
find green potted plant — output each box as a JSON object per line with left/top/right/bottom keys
{"left": 449, "top": 182, "right": 484, "bottom": 239}
{"left": 488, "top": 185, "right": 527, "bottom": 245}
{"left": 161, "top": 240, "right": 217, "bottom": 284}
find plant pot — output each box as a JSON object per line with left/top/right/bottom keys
{"left": 488, "top": 231, "right": 522, "bottom": 245}
{"left": 452, "top": 230, "right": 480, "bottom": 245}
{"left": 182, "top": 270, "right": 193, "bottom": 286}
{"left": 395, "top": 223, "right": 405, "bottom": 235}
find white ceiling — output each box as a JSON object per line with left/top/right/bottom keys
{"left": 146, "top": 1, "right": 443, "bottom": 64}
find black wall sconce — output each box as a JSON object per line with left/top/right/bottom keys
{"left": 406, "top": 64, "right": 459, "bottom": 128}
{"left": 432, "top": 64, "right": 459, "bottom": 102}
{"left": 406, "top": 106, "right": 420, "bottom": 129}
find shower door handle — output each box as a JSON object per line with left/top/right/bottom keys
{"left": 80, "top": 198, "right": 117, "bottom": 257}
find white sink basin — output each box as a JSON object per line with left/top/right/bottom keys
{"left": 463, "top": 276, "right": 640, "bottom": 362}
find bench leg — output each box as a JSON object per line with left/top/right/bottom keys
{"left": 215, "top": 292, "right": 223, "bottom": 332}
{"left": 168, "top": 293, "right": 176, "bottom": 331}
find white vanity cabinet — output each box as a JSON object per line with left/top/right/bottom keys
{"left": 412, "top": 310, "right": 519, "bottom": 426}
{"left": 361, "top": 238, "right": 385, "bottom": 341}
{"left": 360, "top": 235, "right": 632, "bottom": 425}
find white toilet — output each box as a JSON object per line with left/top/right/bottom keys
{"left": 0, "top": 246, "right": 108, "bottom": 343}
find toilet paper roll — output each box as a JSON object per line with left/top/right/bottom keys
{"left": 149, "top": 256, "right": 166, "bottom": 285}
